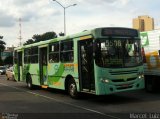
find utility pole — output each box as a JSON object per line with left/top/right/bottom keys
{"left": 52, "top": 0, "right": 77, "bottom": 36}
{"left": 18, "top": 18, "right": 22, "bottom": 46}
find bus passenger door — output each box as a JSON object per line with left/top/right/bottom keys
{"left": 17, "top": 51, "right": 22, "bottom": 81}
{"left": 39, "top": 47, "right": 48, "bottom": 85}
{"left": 78, "top": 39, "right": 95, "bottom": 92}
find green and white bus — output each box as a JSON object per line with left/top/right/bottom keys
{"left": 13, "top": 27, "right": 144, "bottom": 98}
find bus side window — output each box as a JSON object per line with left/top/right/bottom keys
{"left": 24, "top": 48, "right": 31, "bottom": 64}
{"left": 49, "top": 42, "right": 59, "bottom": 63}
{"left": 60, "top": 40, "right": 74, "bottom": 63}
{"left": 31, "top": 47, "right": 38, "bottom": 63}
{"left": 14, "top": 51, "right": 18, "bottom": 64}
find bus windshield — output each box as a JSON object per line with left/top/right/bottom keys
{"left": 95, "top": 38, "right": 143, "bottom": 68}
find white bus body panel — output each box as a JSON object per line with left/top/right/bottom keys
{"left": 141, "top": 30, "right": 160, "bottom": 76}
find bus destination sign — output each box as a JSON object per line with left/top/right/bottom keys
{"left": 101, "top": 28, "right": 138, "bottom": 37}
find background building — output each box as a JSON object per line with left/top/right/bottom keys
{"left": 1, "top": 46, "right": 15, "bottom": 65}
{"left": 133, "top": 15, "right": 154, "bottom": 31}
{"left": 1, "top": 47, "right": 14, "bottom": 61}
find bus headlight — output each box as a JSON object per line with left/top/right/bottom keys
{"left": 101, "top": 78, "right": 109, "bottom": 83}
{"left": 138, "top": 72, "right": 144, "bottom": 79}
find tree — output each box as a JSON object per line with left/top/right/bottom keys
{"left": 24, "top": 31, "right": 57, "bottom": 45}
{"left": 33, "top": 31, "right": 57, "bottom": 42}
{"left": 59, "top": 32, "right": 65, "bottom": 36}
{"left": 32, "top": 34, "right": 42, "bottom": 42}
{"left": 0, "top": 38, "right": 6, "bottom": 64}
{"left": 41, "top": 31, "right": 57, "bottom": 41}
{"left": 23, "top": 39, "right": 34, "bottom": 45}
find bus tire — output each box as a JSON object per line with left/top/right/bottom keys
{"left": 68, "top": 79, "right": 78, "bottom": 99}
{"left": 26, "top": 74, "right": 34, "bottom": 90}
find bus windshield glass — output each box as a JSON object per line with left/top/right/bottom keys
{"left": 95, "top": 38, "right": 143, "bottom": 68}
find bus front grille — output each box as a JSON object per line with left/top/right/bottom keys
{"left": 116, "top": 85, "right": 133, "bottom": 90}
{"left": 109, "top": 70, "right": 138, "bottom": 75}
{"left": 112, "top": 79, "right": 124, "bottom": 82}
{"left": 112, "top": 77, "right": 136, "bottom": 83}
{"left": 115, "top": 83, "right": 134, "bottom": 90}
{"left": 127, "top": 77, "right": 136, "bottom": 81}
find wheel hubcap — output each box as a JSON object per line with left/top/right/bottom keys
{"left": 70, "top": 84, "right": 76, "bottom": 96}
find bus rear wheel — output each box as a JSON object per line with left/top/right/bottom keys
{"left": 68, "top": 79, "right": 78, "bottom": 98}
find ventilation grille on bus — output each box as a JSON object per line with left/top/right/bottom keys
{"left": 109, "top": 70, "right": 138, "bottom": 75}
{"left": 116, "top": 85, "right": 133, "bottom": 90}
{"left": 116, "top": 83, "right": 134, "bottom": 90}
{"left": 112, "top": 77, "right": 136, "bottom": 83}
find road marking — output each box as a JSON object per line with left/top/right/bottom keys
{"left": 0, "top": 82, "right": 120, "bottom": 119}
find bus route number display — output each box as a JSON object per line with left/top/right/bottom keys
{"left": 105, "top": 40, "right": 122, "bottom": 47}
{"left": 101, "top": 28, "right": 138, "bottom": 37}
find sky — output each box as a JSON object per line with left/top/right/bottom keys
{"left": 0, "top": 0, "right": 160, "bottom": 47}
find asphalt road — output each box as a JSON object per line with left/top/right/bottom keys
{"left": 0, "top": 75, "right": 160, "bottom": 119}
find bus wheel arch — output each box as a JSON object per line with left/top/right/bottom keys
{"left": 65, "top": 75, "right": 78, "bottom": 98}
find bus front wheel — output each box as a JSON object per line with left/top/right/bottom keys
{"left": 68, "top": 79, "right": 78, "bottom": 98}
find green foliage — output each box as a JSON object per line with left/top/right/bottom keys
{"left": 23, "top": 39, "right": 34, "bottom": 45}
{"left": 24, "top": 31, "right": 57, "bottom": 45}
{"left": 59, "top": 32, "right": 65, "bottom": 36}
{"left": 0, "top": 40, "right": 6, "bottom": 63}
{"left": 0, "top": 40, "right": 6, "bottom": 52}
{"left": 32, "top": 34, "right": 41, "bottom": 42}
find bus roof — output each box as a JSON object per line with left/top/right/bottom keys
{"left": 14, "top": 27, "right": 138, "bottom": 51}
{"left": 14, "top": 28, "right": 93, "bottom": 51}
